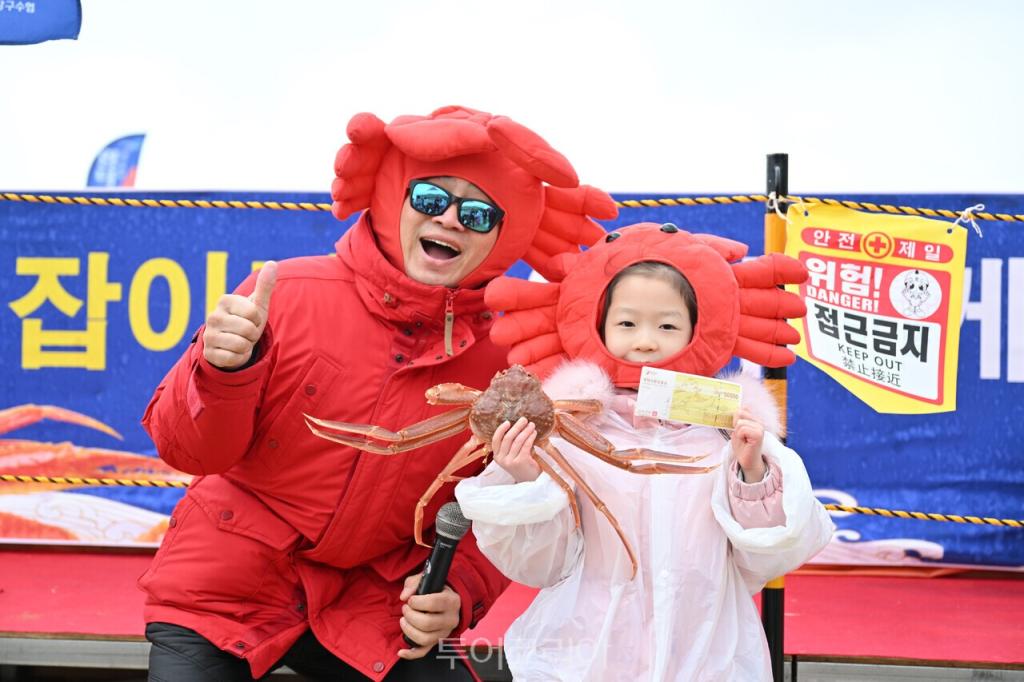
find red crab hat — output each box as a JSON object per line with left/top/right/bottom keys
{"left": 331, "top": 105, "right": 617, "bottom": 288}
{"left": 484, "top": 223, "right": 809, "bottom": 387}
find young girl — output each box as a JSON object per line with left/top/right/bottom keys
{"left": 455, "top": 224, "right": 834, "bottom": 681}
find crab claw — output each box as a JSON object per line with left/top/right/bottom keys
{"left": 0, "top": 405, "right": 122, "bottom": 440}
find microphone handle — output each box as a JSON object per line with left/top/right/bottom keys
{"left": 403, "top": 534, "right": 461, "bottom": 647}
{"left": 416, "top": 535, "right": 459, "bottom": 595}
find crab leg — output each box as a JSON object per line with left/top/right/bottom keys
{"left": 557, "top": 412, "right": 715, "bottom": 472}
{"left": 413, "top": 436, "right": 488, "bottom": 547}
{"left": 305, "top": 420, "right": 469, "bottom": 455}
{"left": 539, "top": 440, "right": 639, "bottom": 579}
{"left": 304, "top": 409, "right": 470, "bottom": 455}
{"left": 531, "top": 451, "right": 582, "bottom": 529}
{"left": 0, "top": 405, "right": 122, "bottom": 440}
{"left": 552, "top": 399, "right": 604, "bottom": 415}
{"left": 425, "top": 384, "right": 482, "bottom": 405}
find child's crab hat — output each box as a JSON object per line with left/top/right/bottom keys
{"left": 330, "top": 105, "right": 617, "bottom": 289}
{"left": 484, "top": 222, "right": 810, "bottom": 387}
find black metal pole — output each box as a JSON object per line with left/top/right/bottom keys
{"left": 762, "top": 152, "right": 789, "bottom": 682}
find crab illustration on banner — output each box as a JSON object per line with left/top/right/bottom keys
{"left": 784, "top": 204, "right": 967, "bottom": 414}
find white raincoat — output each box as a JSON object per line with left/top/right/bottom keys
{"left": 456, "top": 361, "right": 834, "bottom": 681}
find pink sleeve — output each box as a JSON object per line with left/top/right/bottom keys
{"left": 727, "top": 456, "right": 787, "bottom": 529}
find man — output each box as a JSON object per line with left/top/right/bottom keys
{"left": 139, "top": 106, "right": 615, "bottom": 681}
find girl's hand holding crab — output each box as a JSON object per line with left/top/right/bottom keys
{"left": 730, "top": 407, "right": 767, "bottom": 482}
{"left": 492, "top": 417, "right": 541, "bottom": 483}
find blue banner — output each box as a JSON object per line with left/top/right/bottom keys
{"left": 0, "top": 0, "right": 80, "bottom": 45}
{"left": 87, "top": 134, "right": 145, "bottom": 188}
{"left": 0, "top": 191, "right": 1020, "bottom": 568}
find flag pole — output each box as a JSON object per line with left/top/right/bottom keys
{"left": 762, "top": 152, "right": 789, "bottom": 682}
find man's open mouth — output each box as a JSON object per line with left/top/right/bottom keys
{"left": 420, "top": 238, "right": 461, "bottom": 261}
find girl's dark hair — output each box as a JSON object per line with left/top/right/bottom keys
{"left": 599, "top": 261, "right": 698, "bottom": 339}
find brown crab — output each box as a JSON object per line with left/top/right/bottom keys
{"left": 304, "top": 365, "right": 716, "bottom": 577}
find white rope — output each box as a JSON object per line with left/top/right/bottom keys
{"left": 766, "top": 191, "right": 787, "bottom": 221}
{"left": 953, "top": 203, "right": 985, "bottom": 239}
{"left": 766, "top": 191, "right": 809, "bottom": 223}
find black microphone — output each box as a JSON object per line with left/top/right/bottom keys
{"left": 403, "top": 501, "right": 471, "bottom": 647}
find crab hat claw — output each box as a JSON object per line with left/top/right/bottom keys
{"left": 330, "top": 112, "right": 390, "bottom": 221}
{"left": 331, "top": 105, "right": 616, "bottom": 289}
{"left": 523, "top": 185, "right": 617, "bottom": 282}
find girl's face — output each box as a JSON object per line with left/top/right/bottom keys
{"left": 602, "top": 274, "right": 694, "bottom": 363}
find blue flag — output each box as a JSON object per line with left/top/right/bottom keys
{"left": 87, "top": 134, "right": 145, "bottom": 187}
{"left": 0, "top": 0, "right": 81, "bottom": 45}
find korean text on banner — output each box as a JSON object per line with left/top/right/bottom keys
{"left": 784, "top": 204, "right": 967, "bottom": 414}
{"left": 0, "top": 0, "right": 81, "bottom": 45}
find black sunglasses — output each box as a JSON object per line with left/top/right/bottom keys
{"left": 407, "top": 180, "right": 505, "bottom": 234}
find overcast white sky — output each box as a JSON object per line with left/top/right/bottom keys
{"left": 2, "top": 0, "right": 1022, "bottom": 195}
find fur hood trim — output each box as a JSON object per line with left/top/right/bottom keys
{"left": 542, "top": 360, "right": 782, "bottom": 437}
{"left": 542, "top": 360, "right": 617, "bottom": 412}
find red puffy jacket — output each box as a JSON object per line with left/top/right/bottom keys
{"left": 139, "top": 216, "right": 510, "bottom": 679}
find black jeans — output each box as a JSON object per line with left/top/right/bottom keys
{"left": 146, "top": 622, "right": 475, "bottom": 682}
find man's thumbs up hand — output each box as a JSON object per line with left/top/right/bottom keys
{"left": 249, "top": 260, "right": 277, "bottom": 313}
{"left": 203, "top": 261, "right": 278, "bottom": 370}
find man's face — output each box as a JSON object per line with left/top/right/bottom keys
{"left": 399, "top": 177, "right": 501, "bottom": 287}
